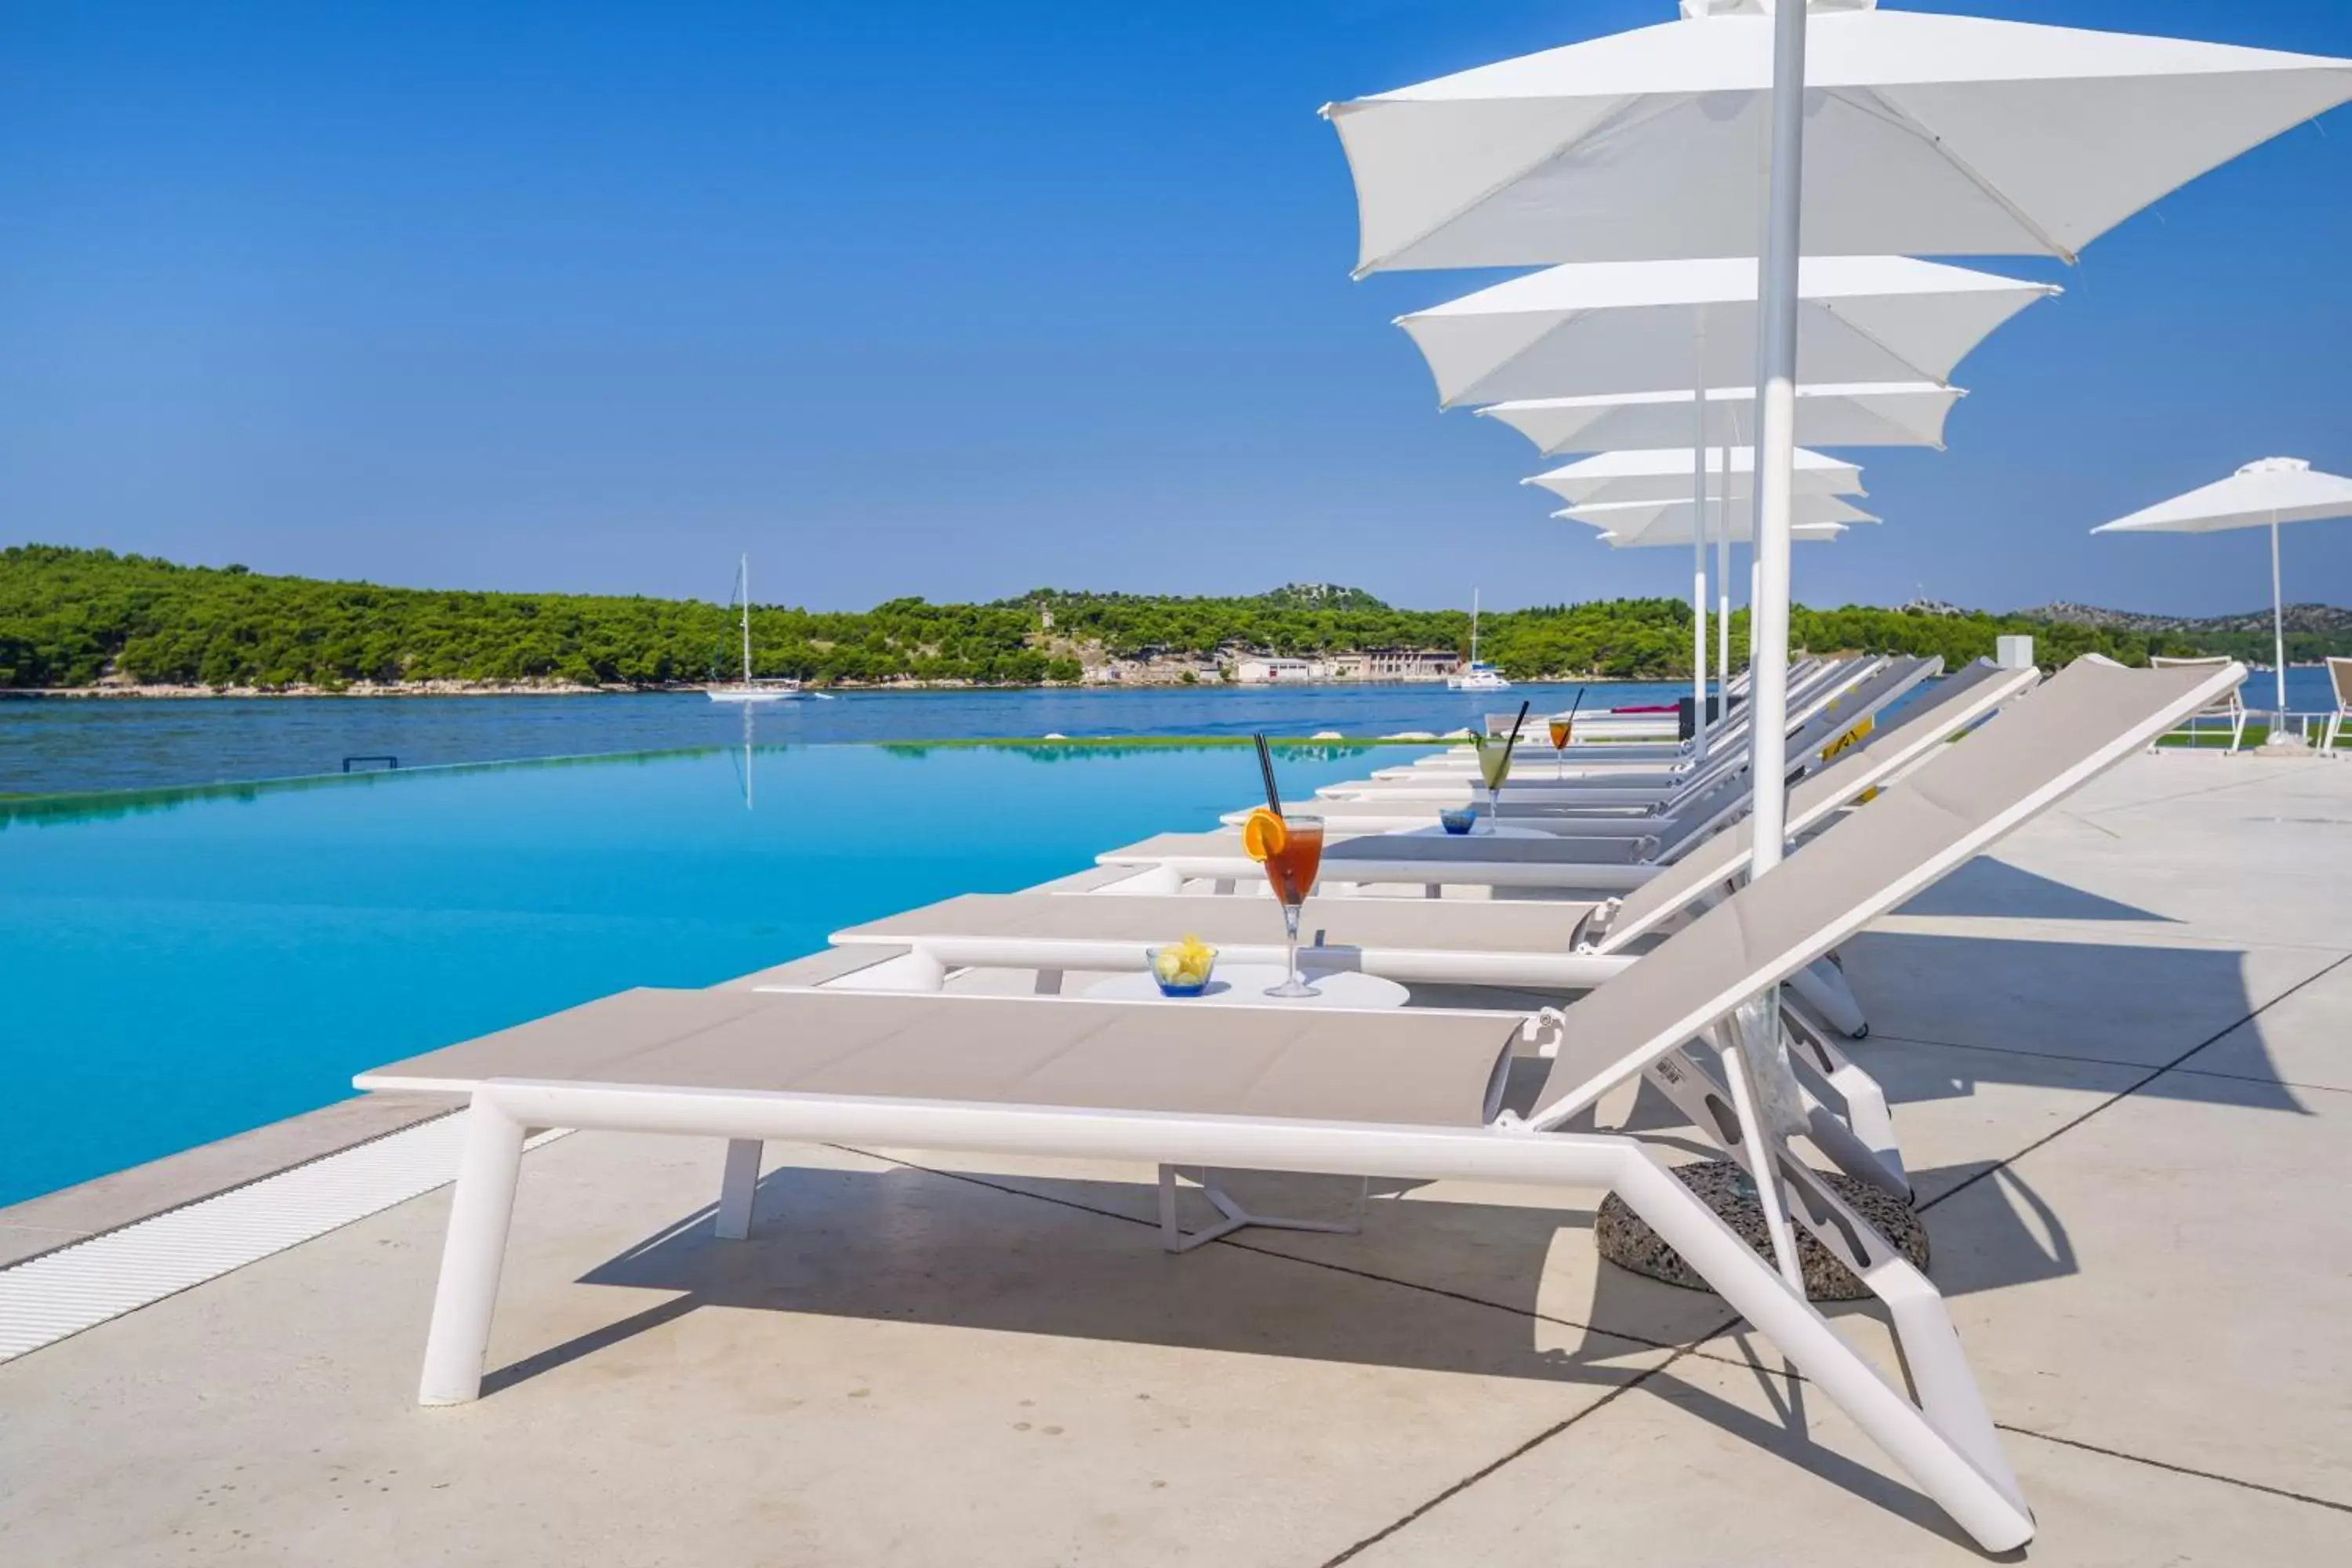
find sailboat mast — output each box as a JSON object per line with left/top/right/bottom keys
{"left": 740, "top": 554, "right": 753, "bottom": 683}
{"left": 1469, "top": 588, "right": 1481, "bottom": 665}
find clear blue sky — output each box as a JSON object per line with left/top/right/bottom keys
{"left": 3, "top": 0, "right": 2347, "bottom": 615}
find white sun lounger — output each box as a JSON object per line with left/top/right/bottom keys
{"left": 1111, "top": 659, "right": 2038, "bottom": 901}
{"left": 1286, "top": 658, "right": 1933, "bottom": 830}
{"left": 817, "top": 887, "right": 1913, "bottom": 1198}
{"left": 2148, "top": 654, "right": 2249, "bottom": 752}
{"left": 1100, "top": 658, "right": 2038, "bottom": 1041}
{"left": 358, "top": 656, "right": 2238, "bottom": 1552}
{"left": 816, "top": 658, "right": 2045, "bottom": 1181}
{"left": 1403, "top": 655, "right": 1857, "bottom": 775}
{"left": 1314, "top": 657, "right": 1936, "bottom": 815}
{"left": 1343, "top": 662, "right": 1907, "bottom": 798}
{"left": 1227, "top": 656, "right": 1943, "bottom": 837}
{"left": 2325, "top": 656, "right": 2352, "bottom": 755}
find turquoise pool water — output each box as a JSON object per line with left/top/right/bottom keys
{"left": 0, "top": 741, "right": 1430, "bottom": 1207}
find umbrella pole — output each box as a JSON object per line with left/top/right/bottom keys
{"left": 1748, "top": 0, "right": 1809, "bottom": 877}
{"left": 2270, "top": 513, "right": 2288, "bottom": 720}
{"left": 1717, "top": 441, "right": 1733, "bottom": 699}
{"left": 1692, "top": 332, "right": 1710, "bottom": 760}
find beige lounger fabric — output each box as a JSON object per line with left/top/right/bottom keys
{"left": 1600, "top": 657, "right": 2034, "bottom": 942}
{"left": 834, "top": 890, "right": 1596, "bottom": 953}
{"left": 1302, "top": 657, "right": 1937, "bottom": 826}
{"left": 1095, "top": 830, "right": 1653, "bottom": 869}
{"left": 1325, "top": 834, "right": 1651, "bottom": 868}
{"left": 1531, "top": 658, "right": 2224, "bottom": 1119}
{"left": 363, "top": 989, "right": 1519, "bottom": 1129}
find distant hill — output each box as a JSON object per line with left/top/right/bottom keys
{"left": 4, "top": 544, "right": 2347, "bottom": 692}
{"left": 2015, "top": 602, "right": 2352, "bottom": 637}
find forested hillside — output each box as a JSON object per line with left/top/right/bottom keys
{"left": 0, "top": 545, "right": 2331, "bottom": 691}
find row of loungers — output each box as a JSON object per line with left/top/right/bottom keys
{"left": 1406, "top": 652, "right": 1860, "bottom": 781}
{"left": 355, "top": 655, "right": 2242, "bottom": 1554}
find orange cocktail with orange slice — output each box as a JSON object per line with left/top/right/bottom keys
{"left": 1243, "top": 808, "right": 1325, "bottom": 997}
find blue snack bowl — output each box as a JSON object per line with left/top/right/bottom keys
{"left": 1145, "top": 944, "right": 1216, "bottom": 997}
{"left": 1439, "top": 807, "right": 1479, "bottom": 836}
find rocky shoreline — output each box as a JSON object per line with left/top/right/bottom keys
{"left": 0, "top": 678, "right": 1090, "bottom": 700}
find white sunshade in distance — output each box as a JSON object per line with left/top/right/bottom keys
{"left": 2093, "top": 456, "right": 2352, "bottom": 720}
{"left": 1479, "top": 382, "right": 1963, "bottom": 455}
{"left": 1399, "top": 256, "right": 2053, "bottom": 406}
{"left": 2092, "top": 458, "right": 2352, "bottom": 535}
{"left": 1563, "top": 493, "right": 1878, "bottom": 536}
{"left": 1526, "top": 445, "right": 1862, "bottom": 506}
{"left": 1323, "top": 3, "right": 2352, "bottom": 274}
{"left": 1599, "top": 521, "right": 1849, "bottom": 549}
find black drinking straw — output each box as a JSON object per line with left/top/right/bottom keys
{"left": 1498, "top": 699, "right": 1533, "bottom": 771}
{"left": 1563, "top": 686, "right": 1587, "bottom": 725}
{"left": 1253, "top": 732, "right": 1284, "bottom": 816}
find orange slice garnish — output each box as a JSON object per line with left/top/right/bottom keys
{"left": 1241, "top": 808, "right": 1288, "bottom": 863}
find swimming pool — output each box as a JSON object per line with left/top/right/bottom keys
{"left": 0, "top": 741, "right": 1436, "bottom": 1207}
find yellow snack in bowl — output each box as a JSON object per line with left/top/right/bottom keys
{"left": 1153, "top": 934, "right": 1217, "bottom": 987}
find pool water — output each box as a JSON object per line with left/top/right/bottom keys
{"left": 0, "top": 741, "right": 1430, "bottom": 1207}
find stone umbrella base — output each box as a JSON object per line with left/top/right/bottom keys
{"left": 1595, "top": 1159, "right": 1928, "bottom": 1302}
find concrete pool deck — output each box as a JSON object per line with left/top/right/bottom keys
{"left": 2, "top": 750, "right": 2349, "bottom": 1563}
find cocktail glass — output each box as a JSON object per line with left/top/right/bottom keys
{"left": 1261, "top": 813, "right": 1325, "bottom": 998}
{"left": 1474, "top": 737, "right": 1513, "bottom": 833}
{"left": 1548, "top": 717, "right": 1573, "bottom": 758}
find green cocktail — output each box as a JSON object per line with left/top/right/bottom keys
{"left": 1472, "top": 733, "right": 1513, "bottom": 831}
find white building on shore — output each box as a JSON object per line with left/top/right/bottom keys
{"left": 1232, "top": 656, "right": 1325, "bottom": 684}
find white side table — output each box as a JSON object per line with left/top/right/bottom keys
{"left": 1081, "top": 964, "right": 1409, "bottom": 1011}
{"left": 1080, "top": 963, "right": 1407, "bottom": 1250}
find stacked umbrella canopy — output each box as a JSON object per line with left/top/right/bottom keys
{"left": 1479, "top": 383, "right": 1965, "bottom": 456}
{"left": 1388, "top": 249, "right": 2056, "bottom": 756}
{"left": 1325, "top": 0, "right": 2352, "bottom": 872}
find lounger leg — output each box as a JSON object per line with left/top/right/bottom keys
{"left": 418, "top": 1098, "right": 528, "bottom": 1406}
{"left": 1780, "top": 993, "right": 1907, "bottom": 1196}
{"left": 1609, "top": 1152, "right": 2033, "bottom": 1551}
{"left": 1718, "top": 1036, "right": 1804, "bottom": 1292}
{"left": 1156, "top": 1166, "right": 1364, "bottom": 1255}
{"left": 1788, "top": 960, "right": 1867, "bottom": 1038}
{"left": 714, "top": 1138, "right": 763, "bottom": 1240}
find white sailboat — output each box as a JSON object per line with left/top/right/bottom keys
{"left": 707, "top": 554, "right": 804, "bottom": 703}
{"left": 1446, "top": 588, "right": 1511, "bottom": 691}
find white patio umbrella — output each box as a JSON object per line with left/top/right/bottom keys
{"left": 1326, "top": 0, "right": 2352, "bottom": 896}
{"left": 1525, "top": 445, "right": 1861, "bottom": 506}
{"left": 1490, "top": 383, "right": 1952, "bottom": 728}
{"left": 1399, "top": 256, "right": 2050, "bottom": 408}
{"left": 1478, "top": 382, "right": 1963, "bottom": 456}
{"left": 2092, "top": 457, "right": 2352, "bottom": 724}
{"left": 1325, "top": 3, "right": 2352, "bottom": 273}
{"left": 1598, "top": 521, "right": 1847, "bottom": 548}
{"left": 1406, "top": 251, "right": 2037, "bottom": 759}
{"left": 1564, "top": 494, "right": 1877, "bottom": 536}
{"left": 1569, "top": 485, "right": 1875, "bottom": 729}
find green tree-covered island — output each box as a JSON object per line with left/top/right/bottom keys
{"left": 2, "top": 544, "right": 2343, "bottom": 695}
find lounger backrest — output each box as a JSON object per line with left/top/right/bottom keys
{"left": 2330, "top": 656, "right": 2352, "bottom": 710}
{"left": 1640, "top": 655, "right": 1939, "bottom": 853}
{"left": 1783, "top": 655, "right": 1941, "bottom": 759}
{"left": 1644, "top": 655, "right": 1906, "bottom": 800}
{"left": 1606, "top": 659, "right": 2039, "bottom": 946}
{"left": 2151, "top": 655, "right": 2243, "bottom": 719}
{"left": 1530, "top": 656, "right": 2241, "bottom": 1125}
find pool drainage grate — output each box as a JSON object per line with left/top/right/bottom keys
{"left": 0, "top": 1115, "right": 567, "bottom": 1363}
